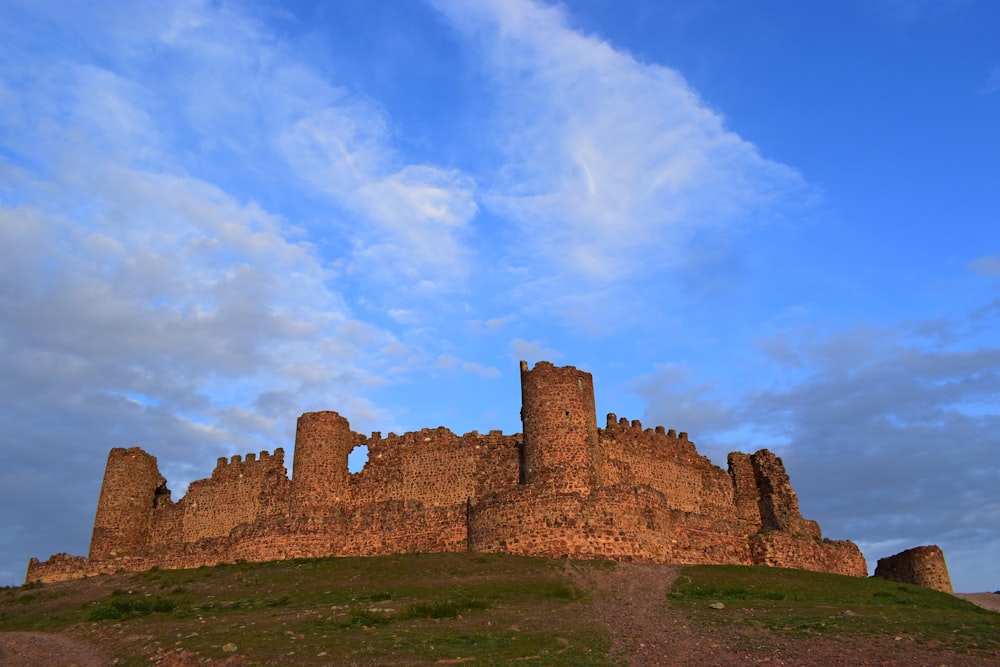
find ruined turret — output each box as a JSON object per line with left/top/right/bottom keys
{"left": 89, "top": 447, "right": 169, "bottom": 560}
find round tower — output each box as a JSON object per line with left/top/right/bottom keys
{"left": 519, "top": 360, "right": 601, "bottom": 494}
{"left": 89, "top": 447, "right": 165, "bottom": 560}
{"left": 290, "top": 411, "right": 354, "bottom": 517}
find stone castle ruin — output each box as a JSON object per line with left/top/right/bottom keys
{"left": 875, "top": 545, "right": 953, "bottom": 593}
{"left": 28, "top": 361, "right": 870, "bottom": 584}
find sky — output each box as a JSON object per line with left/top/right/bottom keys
{"left": 0, "top": 0, "right": 997, "bottom": 592}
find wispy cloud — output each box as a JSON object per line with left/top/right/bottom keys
{"left": 977, "top": 67, "right": 1000, "bottom": 95}
{"left": 969, "top": 254, "right": 1000, "bottom": 275}
{"left": 432, "top": 0, "right": 811, "bottom": 295}
{"left": 635, "top": 307, "right": 1000, "bottom": 589}
{"left": 0, "top": 0, "right": 440, "bottom": 582}
{"left": 509, "top": 338, "right": 561, "bottom": 364}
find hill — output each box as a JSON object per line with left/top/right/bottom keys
{"left": 2, "top": 553, "right": 998, "bottom": 666}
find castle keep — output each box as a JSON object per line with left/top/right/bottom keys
{"left": 27, "top": 361, "right": 868, "bottom": 583}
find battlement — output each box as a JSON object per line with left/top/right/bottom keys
{"left": 213, "top": 448, "right": 285, "bottom": 475}
{"left": 604, "top": 413, "right": 687, "bottom": 440}
{"left": 27, "top": 360, "right": 871, "bottom": 585}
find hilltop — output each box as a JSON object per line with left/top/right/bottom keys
{"left": 3, "top": 553, "right": 998, "bottom": 666}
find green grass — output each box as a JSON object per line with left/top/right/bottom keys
{"left": 0, "top": 553, "right": 612, "bottom": 666}
{"left": 669, "top": 564, "right": 1000, "bottom": 655}
{"left": 4, "top": 556, "right": 997, "bottom": 665}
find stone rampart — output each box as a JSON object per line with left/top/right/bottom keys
{"left": 27, "top": 360, "right": 874, "bottom": 585}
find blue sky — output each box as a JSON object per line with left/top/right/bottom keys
{"left": 1, "top": 0, "right": 997, "bottom": 592}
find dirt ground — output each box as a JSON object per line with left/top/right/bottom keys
{"left": 2, "top": 566, "right": 997, "bottom": 666}
{"left": 0, "top": 631, "right": 111, "bottom": 667}
{"left": 570, "top": 562, "right": 1000, "bottom": 667}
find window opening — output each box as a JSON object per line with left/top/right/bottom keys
{"left": 348, "top": 445, "right": 369, "bottom": 474}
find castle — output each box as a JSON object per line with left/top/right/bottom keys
{"left": 26, "top": 361, "right": 869, "bottom": 583}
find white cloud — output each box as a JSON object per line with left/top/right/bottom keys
{"left": 435, "top": 354, "right": 501, "bottom": 378}
{"left": 978, "top": 67, "right": 1000, "bottom": 95}
{"left": 509, "top": 338, "right": 561, "bottom": 363}
{"left": 635, "top": 310, "right": 1000, "bottom": 591}
{"left": 433, "top": 0, "right": 811, "bottom": 289}
{"left": 436, "top": 354, "right": 460, "bottom": 370}
{"left": 0, "top": 1, "right": 445, "bottom": 582}
{"left": 467, "top": 314, "right": 518, "bottom": 333}
{"left": 969, "top": 254, "right": 1000, "bottom": 275}
{"left": 462, "top": 361, "right": 502, "bottom": 378}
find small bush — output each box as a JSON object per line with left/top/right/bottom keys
{"left": 401, "top": 596, "right": 489, "bottom": 620}
{"left": 265, "top": 595, "right": 291, "bottom": 608}
{"left": 87, "top": 595, "right": 176, "bottom": 622}
{"left": 342, "top": 606, "right": 392, "bottom": 628}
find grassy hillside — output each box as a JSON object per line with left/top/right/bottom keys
{"left": 669, "top": 564, "right": 1000, "bottom": 652}
{"left": 1, "top": 553, "right": 997, "bottom": 665}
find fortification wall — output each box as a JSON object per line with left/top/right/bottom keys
{"left": 600, "top": 415, "right": 739, "bottom": 520}
{"left": 750, "top": 532, "right": 868, "bottom": 577}
{"left": 347, "top": 429, "right": 520, "bottom": 510}
{"left": 167, "top": 450, "right": 290, "bottom": 543}
{"left": 747, "top": 450, "right": 821, "bottom": 538}
{"left": 727, "top": 452, "right": 764, "bottom": 526}
{"left": 874, "top": 545, "right": 953, "bottom": 592}
{"left": 468, "top": 485, "right": 672, "bottom": 562}
{"left": 26, "top": 359, "right": 874, "bottom": 586}
{"left": 667, "top": 511, "right": 755, "bottom": 565}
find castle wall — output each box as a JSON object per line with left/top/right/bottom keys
{"left": 347, "top": 429, "right": 520, "bottom": 510}
{"left": 600, "top": 415, "right": 738, "bottom": 520}
{"left": 172, "top": 449, "right": 290, "bottom": 543}
{"left": 727, "top": 452, "right": 764, "bottom": 526}
{"left": 667, "top": 511, "right": 755, "bottom": 565}
{"left": 468, "top": 485, "right": 672, "bottom": 562}
{"left": 874, "top": 545, "right": 952, "bottom": 592}
{"left": 28, "top": 360, "right": 874, "bottom": 586}
{"left": 750, "top": 532, "right": 868, "bottom": 577}
{"left": 748, "top": 450, "right": 820, "bottom": 538}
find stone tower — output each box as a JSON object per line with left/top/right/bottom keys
{"left": 875, "top": 545, "right": 953, "bottom": 592}
{"left": 519, "top": 360, "right": 601, "bottom": 494}
{"left": 290, "top": 411, "right": 353, "bottom": 517}
{"left": 89, "top": 447, "right": 168, "bottom": 560}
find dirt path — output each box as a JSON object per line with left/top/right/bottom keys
{"left": 0, "top": 631, "right": 111, "bottom": 667}
{"left": 956, "top": 593, "right": 1000, "bottom": 613}
{"left": 569, "top": 561, "right": 999, "bottom": 666}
